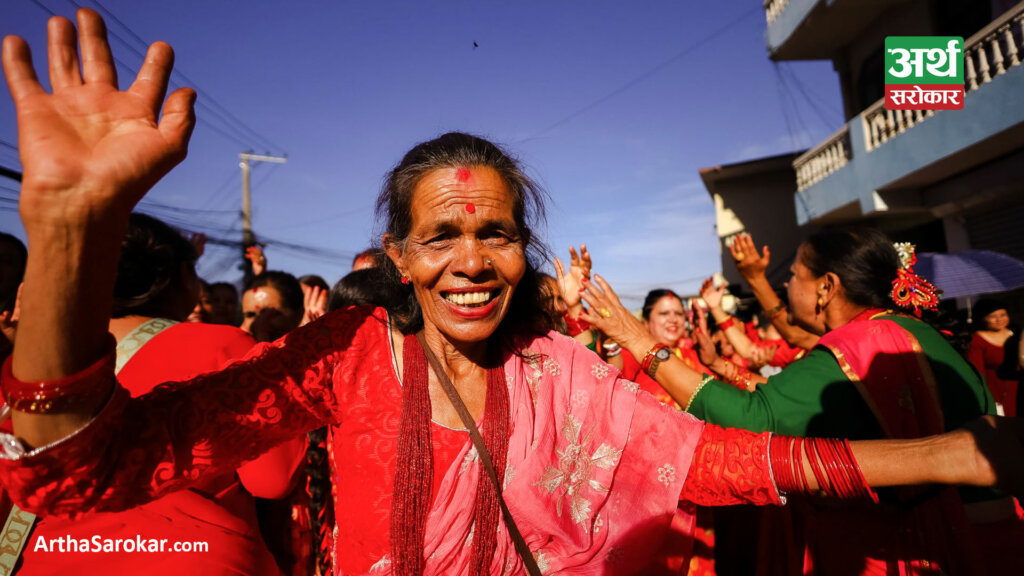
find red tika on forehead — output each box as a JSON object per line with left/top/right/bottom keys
{"left": 465, "top": 203, "right": 476, "bottom": 214}
{"left": 455, "top": 167, "right": 472, "bottom": 183}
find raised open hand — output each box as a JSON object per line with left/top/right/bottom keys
{"left": 301, "top": 284, "right": 327, "bottom": 327}
{"left": 699, "top": 276, "right": 726, "bottom": 311}
{"left": 2, "top": 9, "right": 195, "bottom": 228}
{"left": 245, "top": 245, "right": 267, "bottom": 276}
{"left": 728, "top": 233, "right": 771, "bottom": 282}
{"left": 553, "top": 244, "right": 591, "bottom": 310}
{"left": 579, "top": 274, "right": 649, "bottom": 352}
{"left": 691, "top": 301, "right": 719, "bottom": 367}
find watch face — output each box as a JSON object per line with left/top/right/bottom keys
{"left": 656, "top": 348, "right": 672, "bottom": 361}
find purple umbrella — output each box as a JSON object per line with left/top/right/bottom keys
{"left": 914, "top": 250, "right": 1024, "bottom": 299}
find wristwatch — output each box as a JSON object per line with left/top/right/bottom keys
{"left": 644, "top": 344, "right": 673, "bottom": 379}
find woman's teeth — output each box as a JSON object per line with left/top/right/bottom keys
{"left": 445, "top": 291, "right": 493, "bottom": 306}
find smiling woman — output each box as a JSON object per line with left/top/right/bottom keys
{"left": 1, "top": 9, "right": 1023, "bottom": 576}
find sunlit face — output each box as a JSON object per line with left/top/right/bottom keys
{"left": 241, "top": 285, "right": 299, "bottom": 341}
{"left": 645, "top": 295, "right": 685, "bottom": 347}
{"left": 982, "top": 308, "right": 1010, "bottom": 332}
{"left": 386, "top": 166, "right": 526, "bottom": 345}
{"left": 786, "top": 244, "right": 827, "bottom": 335}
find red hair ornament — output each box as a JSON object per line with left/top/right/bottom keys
{"left": 890, "top": 243, "right": 942, "bottom": 317}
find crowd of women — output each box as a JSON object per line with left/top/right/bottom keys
{"left": 1, "top": 8, "right": 1023, "bottom": 576}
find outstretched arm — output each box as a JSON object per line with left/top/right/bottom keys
{"left": 2, "top": 9, "right": 195, "bottom": 447}
{"left": 581, "top": 275, "right": 707, "bottom": 407}
{"left": 682, "top": 416, "right": 1024, "bottom": 507}
{"left": 729, "top": 234, "right": 819, "bottom": 350}
{"left": 699, "top": 276, "right": 757, "bottom": 359}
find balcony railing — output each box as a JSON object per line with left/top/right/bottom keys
{"left": 794, "top": 126, "right": 851, "bottom": 191}
{"left": 764, "top": 0, "right": 790, "bottom": 26}
{"left": 863, "top": 2, "right": 1024, "bottom": 152}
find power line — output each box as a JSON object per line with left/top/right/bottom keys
{"left": 83, "top": 0, "right": 283, "bottom": 153}
{"left": 772, "top": 62, "right": 802, "bottom": 151}
{"left": 521, "top": 5, "right": 761, "bottom": 142}
{"left": 29, "top": 0, "right": 283, "bottom": 153}
{"left": 779, "top": 64, "right": 838, "bottom": 132}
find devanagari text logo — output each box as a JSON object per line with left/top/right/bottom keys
{"left": 884, "top": 37, "right": 964, "bottom": 111}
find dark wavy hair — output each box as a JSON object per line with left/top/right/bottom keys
{"left": 245, "top": 270, "right": 304, "bottom": 315}
{"left": 327, "top": 267, "right": 393, "bottom": 312}
{"left": 0, "top": 232, "right": 27, "bottom": 313}
{"left": 113, "top": 213, "right": 198, "bottom": 319}
{"left": 799, "top": 227, "right": 900, "bottom": 310}
{"left": 642, "top": 289, "right": 683, "bottom": 320}
{"left": 373, "top": 132, "right": 551, "bottom": 348}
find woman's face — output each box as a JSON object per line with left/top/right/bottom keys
{"left": 982, "top": 308, "right": 1010, "bottom": 331}
{"left": 241, "top": 285, "right": 300, "bottom": 342}
{"left": 786, "top": 244, "right": 827, "bottom": 335}
{"left": 387, "top": 166, "right": 526, "bottom": 345}
{"left": 645, "top": 295, "right": 685, "bottom": 347}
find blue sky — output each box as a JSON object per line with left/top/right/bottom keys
{"left": 0, "top": 0, "right": 844, "bottom": 307}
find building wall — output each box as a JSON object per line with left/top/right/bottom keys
{"left": 705, "top": 161, "right": 813, "bottom": 289}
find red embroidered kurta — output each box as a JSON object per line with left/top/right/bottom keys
{"left": 17, "top": 322, "right": 306, "bottom": 576}
{"left": 0, "top": 307, "right": 783, "bottom": 575}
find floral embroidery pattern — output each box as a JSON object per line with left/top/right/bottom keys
{"left": 590, "top": 363, "right": 610, "bottom": 379}
{"left": 543, "top": 357, "right": 561, "bottom": 377}
{"left": 533, "top": 414, "right": 622, "bottom": 524}
{"left": 503, "top": 463, "right": 516, "bottom": 490}
{"left": 459, "top": 445, "right": 479, "bottom": 474}
{"left": 592, "top": 513, "right": 604, "bottom": 534}
{"left": 620, "top": 379, "right": 640, "bottom": 394}
{"left": 570, "top": 390, "right": 590, "bottom": 412}
{"left": 369, "top": 555, "right": 391, "bottom": 572}
{"left": 534, "top": 550, "right": 551, "bottom": 574}
{"left": 657, "top": 464, "right": 676, "bottom": 487}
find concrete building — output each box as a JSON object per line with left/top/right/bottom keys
{"left": 705, "top": 0, "right": 1024, "bottom": 305}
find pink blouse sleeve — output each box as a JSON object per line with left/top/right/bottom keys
{"left": 680, "top": 423, "right": 782, "bottom": 507}
{"left": 0, "top": 307, "right": 383, "bottom": 517}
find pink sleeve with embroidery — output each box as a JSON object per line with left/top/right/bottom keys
{"left": 0, "top": 307, "right": 381, "bottom": 517}
{"left": 680, "top": 424, "right": 782, "bottom": 507}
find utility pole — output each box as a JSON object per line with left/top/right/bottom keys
{"left": 239, "top": 152, "right": 287, "bottom": 246}
{"left": 239, "top": 152, "right": 287, "bottom": 282}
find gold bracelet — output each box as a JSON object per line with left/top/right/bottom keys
{"left": 685, "top": 373, "right": 715, "bottom": 413}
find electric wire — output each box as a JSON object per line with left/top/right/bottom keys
{"left": 521, "top": 5, "right": 762, "bottom": 142}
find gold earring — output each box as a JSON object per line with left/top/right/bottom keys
{"left": 817, "top": 296, "right": 824, "bottom": 307}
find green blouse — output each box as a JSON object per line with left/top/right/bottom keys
{"left": 688, "top": 315, "right": 995, "bottom": 439}
{"left": 688, "top": 315, "right": 997, "bottom": 502}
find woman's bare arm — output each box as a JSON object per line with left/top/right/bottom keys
{"left": 2, "top": 9, "right": 195, "bottom": 447}
{"left": 729, "top": 234, "right": 819, "bottom": 350}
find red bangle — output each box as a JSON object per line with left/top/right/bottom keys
{"left": 563, "top": 310, "right": 591, "bottom": 337}
{"left": 640, "top": 344, "right": 669, "bottom": 375}
{"left": 717, "top": 317, "right": 736, "bottom": 331}
{"left": 1, "top": 335, "right": 116, "bottom": 413}
{"left": 770, "top": 435, "right": 797, "bottom": 495}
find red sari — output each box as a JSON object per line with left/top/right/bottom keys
{"left": 807, "top": 311, "right": 975, "bottom": 575}
{"left": 16, "top": 322, "right": 306, "bottom": 576}
{"left": 0, "top": 307, "right": 791, "bottom": 575}
{"left": 967, "top": 333, "right": 1017, "bottom": 416}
